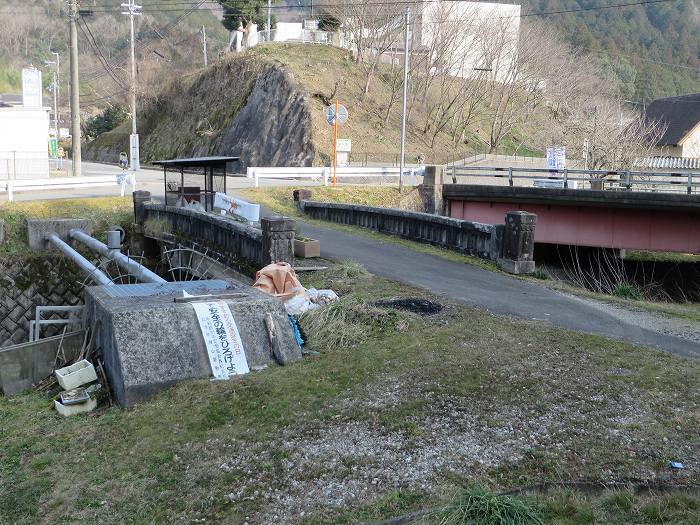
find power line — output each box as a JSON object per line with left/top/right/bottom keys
{"left": 77, "top": 18, "right": 130, "bottom": 89}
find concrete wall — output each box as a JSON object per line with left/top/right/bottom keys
{"left": 299, "top": 200, "right": 503, "bottom": 261}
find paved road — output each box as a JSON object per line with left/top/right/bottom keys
{"left": 0, "top": 161, "right": 317, "bottom": 203}
{"left": 293, "top": 221, "right": 700, "bottom": 359}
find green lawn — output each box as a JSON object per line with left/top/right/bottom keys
{"left": 1, "top": 262, "right": 698, "bottom": 524}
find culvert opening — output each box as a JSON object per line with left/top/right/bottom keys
{"left": 375, "top": 298, "right": 443, "bottom": 315}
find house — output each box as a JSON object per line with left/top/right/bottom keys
{"left": 645, "top": 93, "right": 700, "bottom": 158}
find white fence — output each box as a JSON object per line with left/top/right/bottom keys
{"left": 246, "top": 166, "right": 422, "bottom": 188}
{"left": 1, "top": 173, "right": 137, "bottom": 201}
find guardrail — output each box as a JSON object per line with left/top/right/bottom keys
{"left": 246, "top": 166, "right": 421, "bottom": 188}
{"left": 450, "top": 166, "right": 700, "bottom": 194}
{"left": 1, "top": 174, "right": 137, "bottom": 201}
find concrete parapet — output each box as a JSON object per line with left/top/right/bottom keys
{"left": 27, "top": 218, "right": 93, "bottom": 251}
{"left": 299, "top": 200, "right": 501, "bottom": 261}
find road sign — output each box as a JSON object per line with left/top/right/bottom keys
{"left": 326, "top": 104, "right": 348, "bottom": 125}
{"left": 336, "top": 138, "right": 352, "bottom": 152}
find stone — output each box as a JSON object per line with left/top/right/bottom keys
{"left": 27, "top": 218, "right": 93, "bottom": 251}
{"left": 498, "top": 211, "right": 537, "bottom": 274}
{"left": 293, "top": 189, "right": 313, "bottom": 202}
{"left": 261, "top": 216, "right": 295, "bottom": 266}
{"left": 132, "top": 190, "right": 152, "bottom": 227}
{"left": 84, "top": 279, "right": 302, "bottom": 407}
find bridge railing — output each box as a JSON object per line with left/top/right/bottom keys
{"left": 449, "top": 166, "right": 700, "bottom": 194}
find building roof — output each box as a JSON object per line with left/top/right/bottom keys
{"left": 645, "top": 93, "right": 700, "bottom": 146}
{"left": 152, "top": 156, "right": 240, "bottom": 168}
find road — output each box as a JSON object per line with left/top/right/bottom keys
{"left": 0, "top": 161, "right": 315, "bottom": 203}
{"left": 292, "top": 221, "right": 700, "bottom": 359}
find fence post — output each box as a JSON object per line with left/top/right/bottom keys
{"left": 323, "top": 168, "right": 329, "bottom": 187}
{"left": 7, "top": 180, "right": 13, "bottom": 202}
{"left": 625, "top": 171, "right": 631, "bottom": 190}
{"left": 688, "top": 172, "right": 693, "bottom": 195}
{"left": 563, "top": 168, "right": 568, "bottom": 189}
{"left": 508, "top": 167, "right": 513, "bottom": 187}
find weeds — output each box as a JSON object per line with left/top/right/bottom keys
{"left": 424, "top": 487, "right": 543, "bottom": 525}
{"left": 613, "top": 283, "right": 642, "bottom": 300}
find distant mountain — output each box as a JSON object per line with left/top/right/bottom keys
{"left": 523, "top": 0, "right": 700, "bottom": 101}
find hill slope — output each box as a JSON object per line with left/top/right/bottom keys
{"left": 523, "top": 0, "right": 700, "bottom": 101}
{"left": 84, "top": 44, "right": 540, "bottom": 169}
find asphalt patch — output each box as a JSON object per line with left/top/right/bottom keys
{"left": 375, "top": 298, "right": 443, "bottom": 315}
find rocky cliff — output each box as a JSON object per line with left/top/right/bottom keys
{"left": 83, "top": 54, "right": 316, "bottom": 172}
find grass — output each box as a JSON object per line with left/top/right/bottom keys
{"left": 0, "top": 197, "right": 133, "bottom": 255}
{"left": 1, "top": 261, "right": 698, "bottom": 524}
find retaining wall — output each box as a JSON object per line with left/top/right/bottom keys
{"left": 299, "top": 201, "right": 503, "bottom": 261}
{"left": 0, "top": 255, "right": 84, "bottom": 347}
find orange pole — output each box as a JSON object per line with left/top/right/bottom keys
{"left": 333, "top": 98, "right": 338, "bottom": 187}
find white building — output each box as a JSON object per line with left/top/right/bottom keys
{"left": 0, "top": 68, "right": 50, "bottom": 179}
{"left": 410, "top": 1, "right": 521, "bottom": 81}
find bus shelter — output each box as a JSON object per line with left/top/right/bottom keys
{"left": 153, "top": 156, "right": 240, "bottom": 212}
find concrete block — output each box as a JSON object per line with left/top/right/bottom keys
{"left": 27, "top": 219, "right": 93, "bottom": 251}
{"left": 55, "top": 359, "right": 98, "bottom": 390}
{"left": 0, "top": 331, "right": 84, "bottom": 395}
{"left": 84, "top": 280, "right": 302, "bottom": 407}
{"left": 54, "top": 397, "right": 97, "bottom": 416}
{"left": 498, "top": 258, "right": 536, "bottom": 275}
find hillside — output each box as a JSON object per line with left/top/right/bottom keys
{"left": 523, "top": 0, "right": 700, "bottom": 101}
{"left": 83, "top": 44, "right": 541, "bottom": 169}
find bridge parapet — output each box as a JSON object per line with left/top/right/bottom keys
{"left": 138, "top": 197, "right": 294, "bottom": 270}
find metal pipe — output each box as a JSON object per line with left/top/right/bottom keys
{"left": 69, "top": 229, "right": 166, "bottom": 284}
{"left": 46, "top": 233, "right": 114, "bottom": 286}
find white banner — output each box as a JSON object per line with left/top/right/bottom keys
{"left": 214, "top": 192, "right": 260, "bottom": 223}
{"left": 192, "top": 301, "right": 249, "bottom": 379}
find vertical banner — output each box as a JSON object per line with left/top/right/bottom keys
{"left": 129, "top": 133, "right": 140, "bottom": 171}
{"left": 192, "top": 301, "right": 249, "bottom": 379}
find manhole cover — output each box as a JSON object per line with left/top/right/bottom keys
{"left": 375, "top": 298, "right": 443, "bottom": 315}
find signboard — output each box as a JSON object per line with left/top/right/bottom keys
{"left": 119, "top": 151, "right": 128, "bottom": 169}
{"left": 326, "top": 104, "right": 349, "bottom": 125}
{"left": 336, "top": 138, "right": 352, "bottom": 152}
{"left": 304, "top": 19, "right": 319, "bottom": 30}
{"left": 214, "top": 192, "right": 261, "bottom": 223}
{"left": 192, "top": 301, "right": 249, "bottom": 379}
{"left": 129, "top": 133, "right": 140, "bottom": 171}
{"left": 48, "top": 138, "right": 58, "bottom": 158}
{"left": 546, "top": 146, "right": 566, "bottom": 172}
{"left": 22, "top": 68, "right": 42, "bottom": 108}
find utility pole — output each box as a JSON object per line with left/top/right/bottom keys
{"left": 267, "top": 0, "right": 272, "bottom": 41}
{"left": 121, "top": 0, "right": 141, "bottom": 172}
{"left": 68, "top": 0, "right": 81, "bottom": 177}
{"left": 398, "top": 6, "right": 410, "bottom": 193}
{"left": 45, "top": 53, "right": 60, "bottom": 142}
{"left": 201, "top": 26, "right": 208, "bottom": 67}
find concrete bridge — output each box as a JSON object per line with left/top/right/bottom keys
{"left": 442, "top": 185, "right": 700, "bottom": 254}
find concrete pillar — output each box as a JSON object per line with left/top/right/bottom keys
{"left": 420, "top": 165, "right": 445, "bottom": 215}
{"left": 293, "top": 189, "right": 313, "bottom": 203}
{"left": 261, "top": 216, "right": 295, "bottom": 266}
{"left": 497, "top": 211, "right": 537, "bottom": 274}
{"left": 132, "top": 190, "right": 151, "bottom": 227}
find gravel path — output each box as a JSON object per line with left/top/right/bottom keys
{"left": 567, "top": 294, "right": 700, "bottom": 344}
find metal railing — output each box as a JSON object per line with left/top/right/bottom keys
{"left": 450, "top": 166, "right": 700, "bottom": 195}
